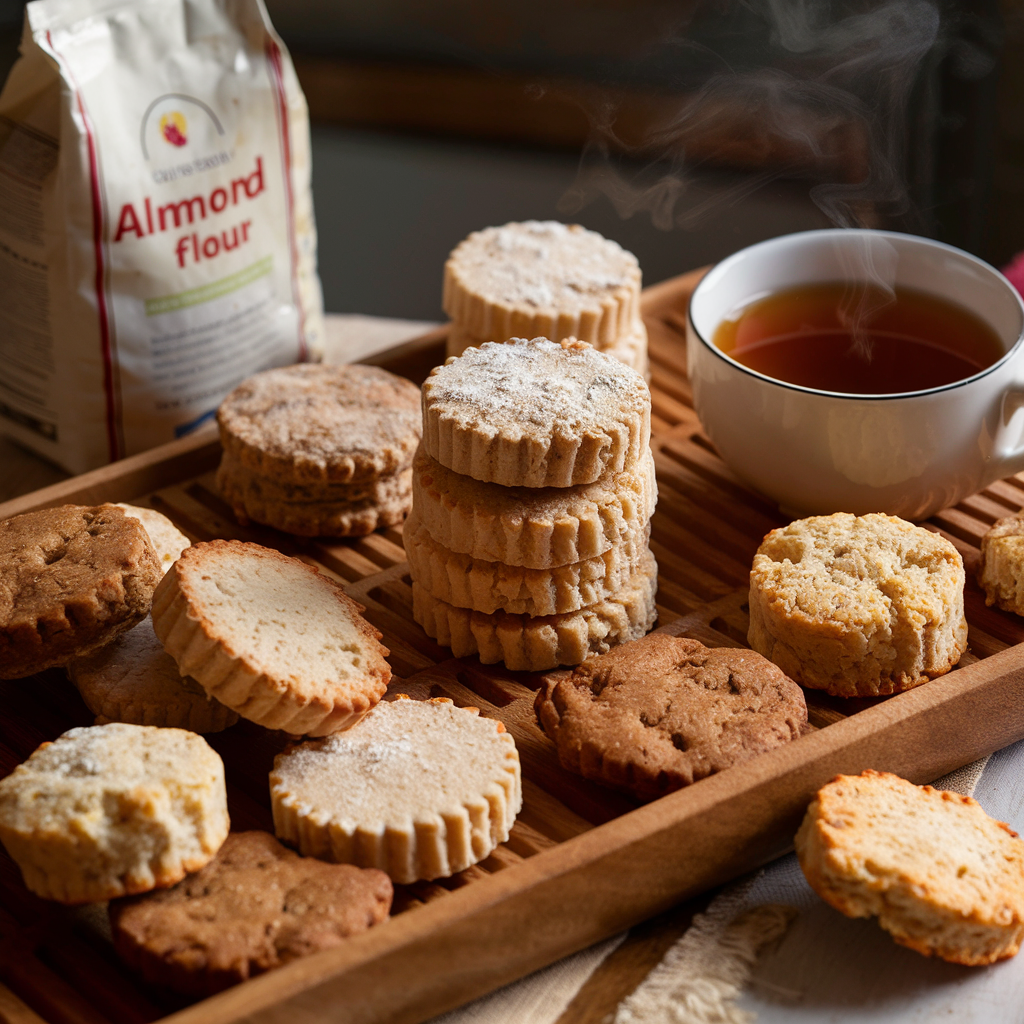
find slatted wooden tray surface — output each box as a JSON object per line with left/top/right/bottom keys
{"left": 3, "top": 268, "right": 1024, "bottom": 1024}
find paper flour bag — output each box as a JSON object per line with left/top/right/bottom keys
{"left": 0, "top": 0, "right": 324, "bottom": 473}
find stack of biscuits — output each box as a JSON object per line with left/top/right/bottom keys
{"left": 407, "top": 336, "right": 659, "bottom": 672}
{"left": 443, "top": 221, "right": 649, "bottom": 376}
{"left": 216, "top": 364, "right": 421, "bottom": 537}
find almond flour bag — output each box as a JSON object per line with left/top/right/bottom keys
{"left": 0, "top": 0, "right": 324, "bottom": 473}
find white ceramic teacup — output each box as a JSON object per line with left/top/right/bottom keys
{"left": 686, "top": 229, "right": 1024, "bottom": 521}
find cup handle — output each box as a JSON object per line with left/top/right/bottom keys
{"left": 991, "top": 387, "right": 1024, "bottom": 481}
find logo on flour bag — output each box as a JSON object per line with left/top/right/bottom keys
{"left": 140, "top": 93, "right": 231, "bottom": 180}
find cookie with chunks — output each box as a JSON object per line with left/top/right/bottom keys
{"left": 748, "top": 513, "right": 967, "bottom": 697}
{"left": 152, "top": 541, "right": 391, "bottom": 736}
{"left": 217, "top": 363, "right": 421, "bottom": 485}
{"left": 109, "top": 831, "right": 392, "bottom": 995}
{"left": 536, "top": 634, "right": 807, "bottom": 800}
{"left": 0, "top": 724, "right": 229, "bottom": 904}
{"left": 796, "top": 770, "right": 1024, "bottom": 965}
{"left": 0, "top": 504, "right": 162, "bottom": 679}
{"left": 978, "top": 515, "right": 1024, "bottom": 615}
{"left": 443, "top": 221, "right": 641, "bottom": 348}
{"left": 67, "top": 617, "right": 238, "bottom": 733}
{"left": 411, "top": 444, "right": 656, "bottom": 570}
{"left": 413, "top": 549, "right": 658, "bottom": 671}
{"left": 421, "top": 338, "right": 651, "bottom": 488}
{"left": 271, "top": 696, "right": 521, "bottom": 884}
{"left": 403, "top": 509, "right": 650, "bottom": 616}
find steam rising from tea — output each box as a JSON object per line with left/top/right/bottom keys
{"left": 713, "top": 283, "right": 1003, "bottom": 394}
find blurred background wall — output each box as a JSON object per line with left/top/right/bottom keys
{"left": 1, "top": 0, "right": 1021, "bottom": 321}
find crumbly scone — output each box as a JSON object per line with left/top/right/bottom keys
{"left": 115, "top": 504, "right": 190, "bottom": 571}
{"left": 405, "top": 510, "right": 650, "bottom": 616}
{"left": 422, "top": 338, "right": 651, "bottom": 488}
{"left": 270, "top": 696, "right": 521, "bottom": 884}
{"left": 796, "top": 770, "right": 1024, "bottom": 965}
{"left": 217, "top": 364, "right": 421, "bottom": 484}
{"left": 0, "top": 724, "right": 229, "bottom": 904}
{"left": 67, "top": 618, "right": 238, "bottom": 733}
{"left": 217, "top": 453, "right": 412, "bottom": 537}
{"left": 413, "top": 550, "right": 658, "bottom": 671}
{"left": 443, "top": 221, "right": 641, "bottom": 347}
{"left": 152, "top": 541, "right": 391, "bottom": 736}
{"left": 978, "top": 515, "right": 1024, "bottom": 615}
{"left": 0, "top": 504, "right": 162, "bottom": 679}
{"left": 412, "top": 444, "right": 656, "bottom": 569}
{"left": 748, "top": 513, "right": 967, "bottom": 697}
{"left": 108, "top": 831, "right": 392, "bottom": 995}
{"left": 535, "top": 634, "right": 807, "bottom": 800}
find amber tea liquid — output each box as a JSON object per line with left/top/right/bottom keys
{"left": 712, "top": 282, "right": 1004, "bottom": 394}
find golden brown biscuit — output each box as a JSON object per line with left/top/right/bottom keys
{"left": 978, "top": 515, "right": 1024, "bottom": 615}
{"left": 536, "top": 634, "right": 807, "bottom": 800}
{"left": 109, "top": 831, "right": 392, "bottom": 995}
{"left": 748, "top": 513, "right": 967, "bottom": 697}
{"left": 0, "top": 504, "right": 162, "bottom": 679}
{"left": 796, "top": 770, "right": 1024, "bottom": 965}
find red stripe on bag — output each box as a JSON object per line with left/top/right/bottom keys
{"left": 47, "top": 30, "right": 122, "bottom": 462}
{"left": 266, "top": 37, "right": 307, "bottom": 362}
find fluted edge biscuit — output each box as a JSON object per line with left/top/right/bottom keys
{"left": 978, "top": 515, "right": 1024, "bottom": 615}
{"left": 748, "top": 513, "right": 967, "bottom": 697}
{"left": 217, "top": 364, "right": 421, "bottom": 485}
{"left": 108, "top": 831, "right": 392, "bottom": 995}
{"left": 0, "top": 504, "right": 162, "bottom": 679}
{"left": 405, "top": 510, "right": 650, "bottom": 616}
{"left": 411, "top": 445, "right": 656, "bottom": 569}
{"left": 796, "top": 770, "right": 1024, "bottom": 965}
{"left": 536, "top": 634, "right": 807, "bottom": 800}
{"left": 413, "top": 550, "right": 658, "bottom": 671}
{"left": 270, "top": 696, "right": 521, "bottom": 884}
{"left": 0, "top": 724, "right": 229, "bottom": 904}
{"left": 217, "top": 456, "right": 412, "bottom": 537}
{"left": 443, "top": 221, "right": 641, "bottom": 347}
{"left": 422, "top": 337, "right": 652, "bottom": 488}
{"left": 67, "top": 618, "right": 239, "bottom": 733}
{"left": 152, "top": 541, "right": 390, "bottom": 736}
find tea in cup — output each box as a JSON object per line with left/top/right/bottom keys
{"left": 686, "top": 229, "right": 1024, "bottom": 521}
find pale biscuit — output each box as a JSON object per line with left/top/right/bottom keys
{"left": 217, "top": 452, "right": 411, "bottom": 537}
{"left": 411, "top": 445, "right": 656, "bottom": 569}
{"left": 404, "top": 510, "right": 650, "bottom": 616}
{"left": 443, "top": 221, "right": 641, "bottom": 347}
{"left": 152, "top": 541, "right": 391, "bottom": 736}
{"left": 796, "top": 770, "right": 1024, "bottom": 966}
{"left": 109, "top": 831, "right": 392, "bottom": 995}
{"left": 0, "top": 504, "right": 162, "bottom": 679}
{"left": 536, "top": 634, "right": 806, "bottom": 800}
{"left": 0, "top": 724, "right": 229, "bottom": 904}
{"left": 748, "top": 513, "right": 967, "bottom": 698}
{"left": 116, "top": 504, "right": 190, "bottom": 572}
{"left": 270, "top": 696, "right": 521, "bottom": 884}
{"left": 422, "top": 337, "right": 652, "bottom": 488}
{"left": 413, "top": 550, "right": 658, "bottom": 671}
{"left": 67, "top": 618, "right": 239, "bottom": 733}
{"left": 978, "top": 515, "right": 1024, "bottom": 615}
{"left": 217, "top": 363, "right": 421, "bottom": 484}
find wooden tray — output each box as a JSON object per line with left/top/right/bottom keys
{"left": 4, "top": 268, "right": 1024, "bottom": 1024}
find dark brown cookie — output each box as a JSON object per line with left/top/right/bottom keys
{"left": 108, "top": 831, "right": 393, "bottom": 995}
{"left": 535, "top": 633, "right": 808, "bottom": 800}
{"left": 0, "top": 504, "right": 162, "bottom": 679}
